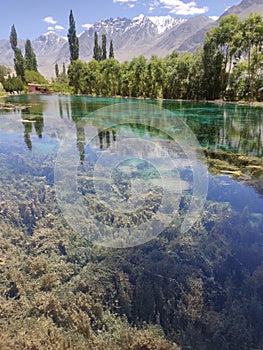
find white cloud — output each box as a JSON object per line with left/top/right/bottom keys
{"left": 55, "top": 25, "right": 65, "bottom": 31}
{"left": 48, "top": 26, "right": 54, "bottom": 31}
{"left": 82, "top": 23, "right": 93, "bottom": 30}
{"left": 43, "top": 16, "right": 57, "bottom": 25}
{"left": 113, "top": 0, "right": 208, "bottom": 15}
{"left": 159, "top": 0, "right": 208, "bottom": 15}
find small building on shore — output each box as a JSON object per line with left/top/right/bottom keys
{"left": 28, "top": 83, "right": 52, "bottom": 94}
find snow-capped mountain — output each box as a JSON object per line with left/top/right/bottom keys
{"left": 88, "top": 17, "right": 131, "bottom": 36}
{"left": 0, "top": 13, "right": 223, "bottom": 77}
{"left": 0, "top": 14, "right": 213, "bottom": 77}
{"left": 35, "top": 31, "right": 67, "bottom": 46}
{"left": 148, "top": 15, "right": 186, "bottom": 34}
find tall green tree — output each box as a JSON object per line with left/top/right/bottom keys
{"left": 14, "top": 49, "right": 25, "bottom": 82}
{"left": 109, "top": 40, "right": 114, "bottom": 59}
{"left": 67, "top": 10, "right": 79, "bottom": 62}
{"left": 93, "top": 32, "right": 102, "bottom": 61}
{"left": 9, "top": 25, "right": 25, "bottom": 82}
{"left": 55, "top": 63, "right": 59, "bottom": 78}
{"left": 102, "top": 34, "right": 107, "bottom": 60}
{"left": 202, "top": 33, "right": 224, "bottom": 100}
{"left": 146, "top": 55, "right": 165, "bottom": 98}
{"left": 10, "top": 25, "right": 18, "bottom": 51}
{"left": 241, "top": 13, "right": 263, "bottom": 100}
{"left": 85, "top": 60, "right": 101, "bottom": 95}
{"left": 68, "top": 59, "right": 86, "bottom": 94}
{"left": 100, "top": 58, "right": 121, "bottom": 95}
{"left": 24, "top": 39, "right": 38, "bottom": 71}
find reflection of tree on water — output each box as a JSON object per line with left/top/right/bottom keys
{"left": 76, "top": 127, "right": 117, "bottom": 164}
{"left": 186, "top": 106, "right": 263, "bottom": 157}
{"left": 76, "top": 125, "right": 85, "bottom": 164}
{"left": 22, "top": 108, "right": 44, "bottom": 150}
{"left": 98, "top": 129, "right": 116, "bottom": 150}
{"left": 58, "top": 95, "right": 71, "bottom": 119}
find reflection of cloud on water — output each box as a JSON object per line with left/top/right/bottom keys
{"left": 55, "top": 101, "right": 208, "bottom": 247}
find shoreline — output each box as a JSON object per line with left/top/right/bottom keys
{"left": 2, "top": 92, "right": 263, "bottom": 108}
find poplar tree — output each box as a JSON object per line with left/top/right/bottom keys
{"left": 24, "top": 39, "right": 38, "bottom": 71}
{"left": 55, "top": 63, "right": 59, "bottom": 78}
{"left": 109, "top": 40, "right": 114, "bottom": 59}
{"left": 93, "top": 32, "right": 102, "bottom": 61}
{"left": 102, "top": 34, "right": 107, "bottom": 60}
{"left": 10, "top": 25, "right": 18, "bottom": 51}
{"left": 9, "top": 25, "right": 25, "bottom": 82}
{"left": 67, "top": 10, "right": 79, "bottom": 62}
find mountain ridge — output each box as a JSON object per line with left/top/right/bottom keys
{"left": 1, "top": 0, "right": 263, "bottom": 78}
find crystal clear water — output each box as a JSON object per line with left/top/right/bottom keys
{"left": 0, "top": 94, "right": 262, "bottom": 245}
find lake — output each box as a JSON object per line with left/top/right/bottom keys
{"left": 1, "top": 94, "right": 262, "bottom": 240}
{"left": 1, "top": 94, "right": 263, "bottom": 348}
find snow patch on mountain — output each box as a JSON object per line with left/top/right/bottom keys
{"left": 36, "top": 31, "right": 67, "bottom": 45}
{"left": 124, "top": 14, "right": 155, "bottom": 32}
{"left": 148, "top": 15, "right": 186, "bottom": 33}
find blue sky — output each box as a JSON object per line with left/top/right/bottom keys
{"left": 0, "top": 0, "right": 240, "bottom": 39}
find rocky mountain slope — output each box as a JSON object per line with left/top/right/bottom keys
{"left": 221, "top": 0, "right": 263, "bottom": 19}
{"left": 178, "top": 0, "right": 263, "bottom": 53}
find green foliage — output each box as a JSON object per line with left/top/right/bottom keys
{"left": 203, "top": 12, "right": 263, "bottom": 101}
{"left": 24, "top": 39, "right": 38, "bottom": 71}
{"left": 67, "top": 52, "right": 205, "bottom": 99}
{"left": 55, "top": 63, "right": 59, "bottom": 78}
{"left": 52, "top": 72, "right": 73, "bottom": 94}
{"left": 102, "top": 34, "right": 107, "bottom": 60}
{"left": 13, "top": 48, "right": 25, "bottom": 82}
{"left": 202, "top": 38, "right": 224, "bottom": 100}
{"left": 100, "top": 58, "right": 121, "bottom": 96}
{"left": 25, "top": 70, "right": 47, "bottom": 84}
{"left": 9, "top": 24, "right": 17, "bottom": 51}
{"left": 52, "top": 82, "right": 74, "bottom": 94}
{"left": 109, "top": 40, "right": 114, "bottom": 59}
{"left": 55, "top": 72, "right": 69, "bottom": 85}
{"left": 84, "top": 59, "right": 101, "bottom": 95}
{"left": 68, "top": 59, "right": 87, "bottom": 94}
{"left": 93, "top": 32, "right": 102, "bottom": 62}
{"left": 9, "top": 25, "right": 26, "bottom": 82}
{"left": 2, "top": 75, "right": 25, "bottom": 93}
{"left": 67, "top": 10, "right": 79, "bottom": 62}
{"left": 0, "top": 65, "right": 12, "bottom": 78}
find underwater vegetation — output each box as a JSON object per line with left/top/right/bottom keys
{"left": 0, "top": 138, "right": 262, "bottom": 349}
{"left": 0, "top": 95, "right": 263, "bottom": 349}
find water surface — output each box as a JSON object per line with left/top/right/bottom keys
{"left": 0, "top": 94, "right": 263, "bottom": 238}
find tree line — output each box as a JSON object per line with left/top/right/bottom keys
{"left": 66, "top": 11, "right": 263, "bottom": 102}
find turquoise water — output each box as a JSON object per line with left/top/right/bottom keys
{"left": 0, "top": 94, "right": 263, "bottom": 238}
{"left": 1, "top": 94, "right": 263, "bottom": 349}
